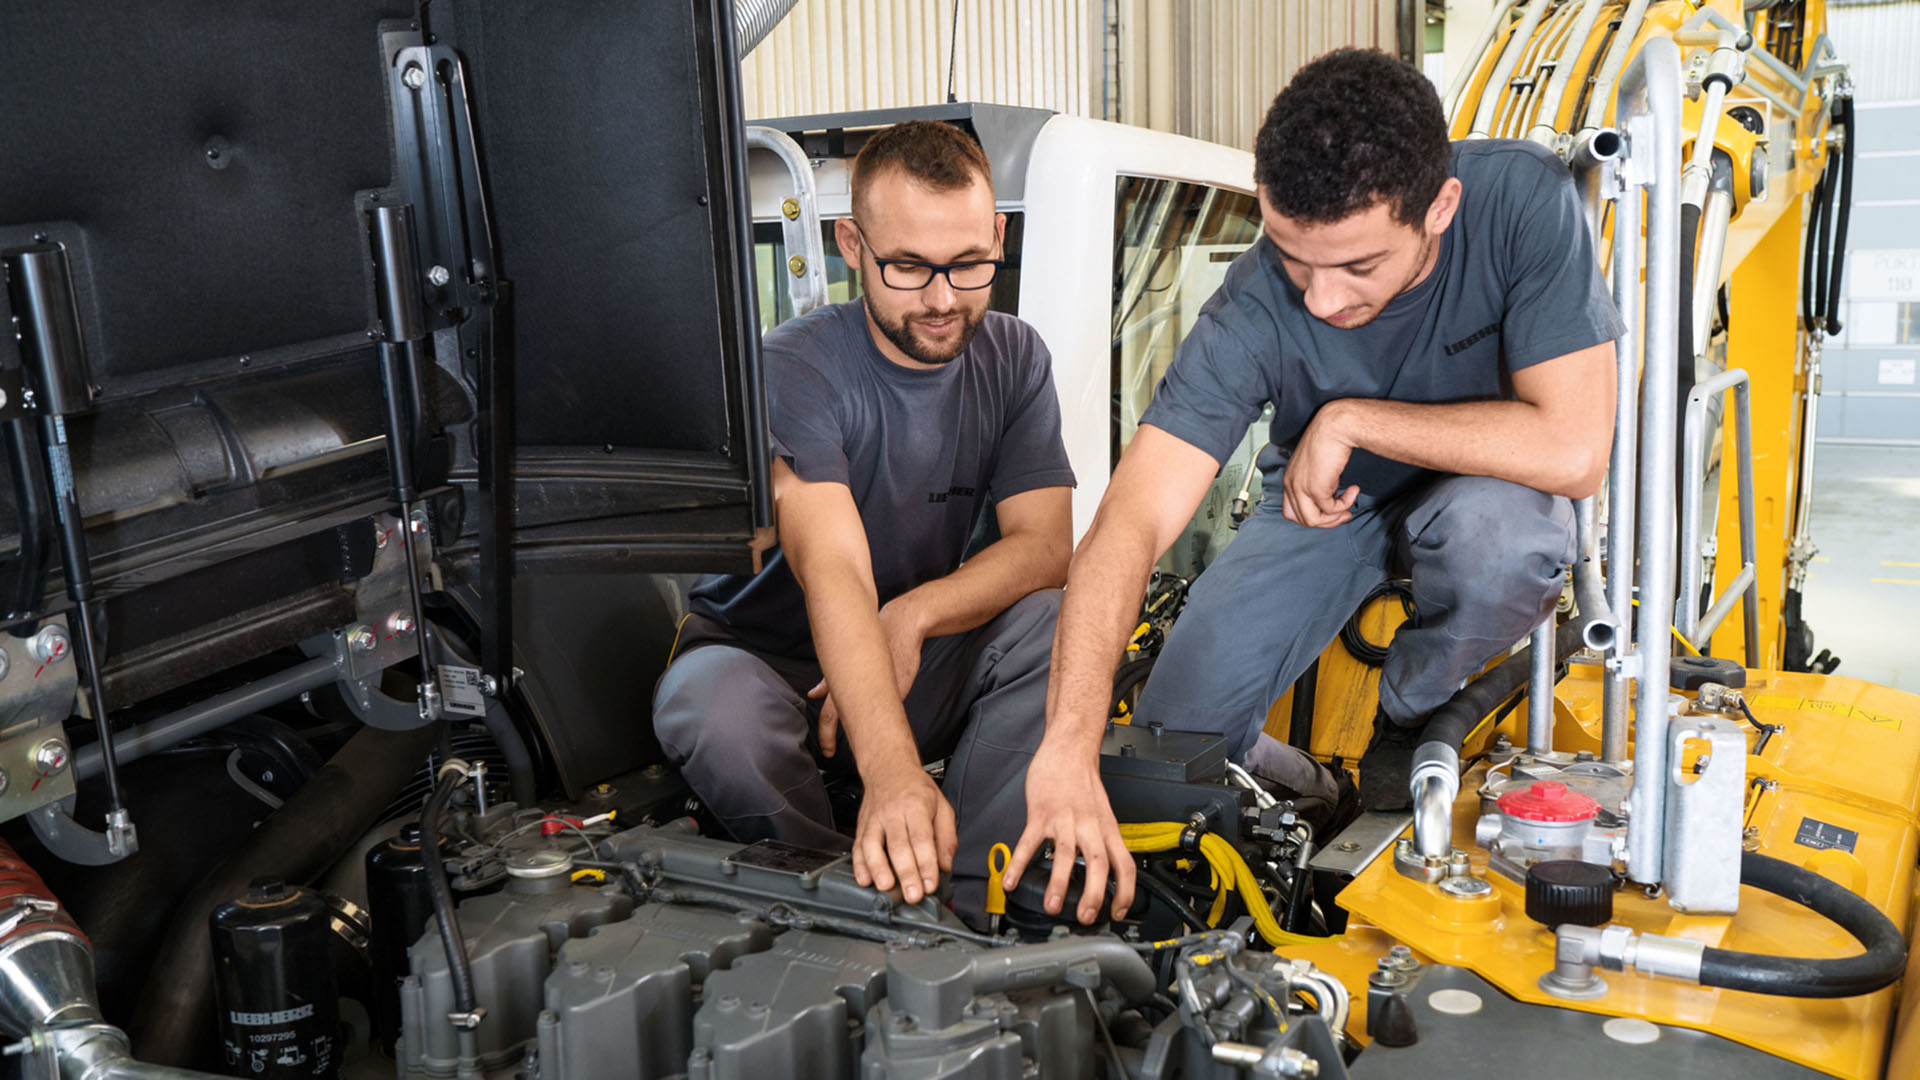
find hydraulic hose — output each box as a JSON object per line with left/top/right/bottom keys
{"left": 1418, "top": 615, "right": 1590, "bottom": 755}
{"left": 420, "top": 762, "right": 479, "bottom": 1018}
{"left": 1120, "top": 823, "right": 1330, "bottom": 947}
{"left": 1696, "top": 852, "right": 1906, "bottom": 998}
{"left": 1136, "top": 867, "right": 1214, "bottom": 936}
{"left": 479, "top": 702, "right": 538, "bottom": 808}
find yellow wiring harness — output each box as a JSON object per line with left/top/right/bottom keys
{"left": 1118, "top": 823, "right": 1332, "bottom": 947}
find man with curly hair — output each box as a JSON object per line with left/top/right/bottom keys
{"left": 1003, "top": 48, "right": 1623, "bottom": 925}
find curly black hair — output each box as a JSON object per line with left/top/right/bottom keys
{"left": 1254, "top": 48, "right": 1451, "bottom": 228}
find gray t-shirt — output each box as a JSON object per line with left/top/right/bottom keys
{"left": 690, "top": 300, "right": 1075, "bottom": 659}
{"left": 1140, "top": 139, "right": 1625, "bottom": 506}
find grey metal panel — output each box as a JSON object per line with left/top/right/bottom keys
{"left": 1347, "top": 965, "right": 1828, "bottom": 1079}
{"left": 1855, "top": 160, "right": 1920, "bottom": 204}
{"left": 1830, "top": 5, "right": 1920, "bottom": 102}
{"left": 1853, "top": 105, "right": 1920, "bottom": 154}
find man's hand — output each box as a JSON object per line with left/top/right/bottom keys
{"left": 1281, "top": 401, "right": 1360, "bottom": 527}
{"left": 1002, "top": 738, "right": 1135, "bottom": 924}
{"left": 809, "top": 599, "right": 928, "bottom": 756}
{"left": 852, "top": 764, "right": 956, "bottom": 905}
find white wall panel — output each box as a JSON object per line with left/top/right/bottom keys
{"left": 1114, "top": 0, "right": 1402, "bottom": 152}
{"left": 1828, "top": 1, "right": 1920, "bottom": 104}
{"left": 739, "top": 0, "right": 1094, "bottom": 120}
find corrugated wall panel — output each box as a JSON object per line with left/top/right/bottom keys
{"left": 1116, "top": 0, "right": 1401, "bottom": 152}
{"left": 739, "top": 0, "right": 1094, "bottom": 120}
{"left": 1828, "top": 1, "right": 1920, "bottom": 104}
{"left": 740, "top": 1, "right": 1397, "bottom": 150}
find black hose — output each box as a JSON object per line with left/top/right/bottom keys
{"left": 1420, "top": 616, "right": 1589, "bottom": 755}
{"left": 1696, "top": 852, "right": 1906, "bottom": 998}
{"left": 1111, "top": 655, "right": 1156, "bottom": 717}
{"left": 420, "top": 766, "right": 478, "bottom": 1016}
{"left": 1135, "top": 868, "right": 1213, "bottom": 936}
{"left": 1813, "top": 123, "right": 1839, "bottom": 329}
{"left": 1801, "top": 162, "right": 1827, "bottom": 332}
{"left": 1824, "top": 96, "right": 1854, "bottom": 335}
{"left": 1339, "top": 580, "right": 1415, "bottom": 667}
{"left": 480, "top": 702, "right": 538, "bottom": 807}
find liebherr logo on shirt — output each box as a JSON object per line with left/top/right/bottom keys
{"left": 927, "top": 485, "right": 978, "bottom": 504}
{"left": 1443, "top": 322, "right": 1500, "bottom": 356}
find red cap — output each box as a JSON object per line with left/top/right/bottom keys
{"left": 1497, "top": 781, "right": 1601, "bottom": 823}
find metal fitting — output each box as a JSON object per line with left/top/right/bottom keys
{"left": 1211, "top": 1041, "right": 1319, "bottom": 1078}
{"left": 402, "top": 63, "right": 427, "bottom": 90}
{"left": 410, "top": 509, "right": 430, "bottom": 535}
{"left": 1541, "top": 923, "right": 1705, "bottom": 1000}
{"left": 388, "top": 612, "right": 417, "bottom": 637}
{"left": 346, "top": 624, "right": 377, "bottom": 652}
{"left": 29, "top": 627, "right": 69, "bottom": 665}
{"left": 446, "top": 1006, "right": 487, "bottom": 1030}
{"left": 426, "top": 264, "right": 451, "bottom": 287}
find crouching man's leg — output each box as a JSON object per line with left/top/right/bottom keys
{"left": 904, "top": 589, "right": 1061, "bottom": 926}
{"left": 1360, "top": 475, "right": 1576, "bottom": 807}
{"left": 652, "top": 643, "right": 847, "bottom": 852}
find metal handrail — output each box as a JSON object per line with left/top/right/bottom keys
{"left": 1678, "top": 369, "right": 1761, "bottom": 662}
{"left": 745, "top": 126, "right": 829, "bottom": 319}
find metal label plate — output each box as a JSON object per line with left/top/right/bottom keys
{"left": 723, "top": 839, "right": 846, "bottom": 876}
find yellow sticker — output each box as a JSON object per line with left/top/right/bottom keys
{"left": 1750, "top": 695, "right": 1904, "bottom": 731}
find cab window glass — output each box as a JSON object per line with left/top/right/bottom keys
{"left": 1112, "top": 176, "right": 1266, "bottom": 578}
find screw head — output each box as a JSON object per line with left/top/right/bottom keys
{"left": 426, "top": 264, "right": 451, "bottom": 287}
{"left": 388, "top": 613, "right": 417, "bottom": 637}
{"left": 781, "top": 197, "right": 800, "bottom": 220}
{"left": 347, "top": 625, "right": 377, "bottom": 652}
{"left": 1343, "top": 840, "right": 1364, "bottom": 854}
{"left": 402, "top": 63, "right": 427, "bottom": 89}
{"left": 33, "top": 739, "right": 68, "bottom": 775}
{"left": 787, "top": 254, "right": 807, "bottom": 277}
{"left": 29, "top": 627, "right": 69, "bottom": 665}
{"left": 410, "top": 513, "right": 429, "bottom": 535}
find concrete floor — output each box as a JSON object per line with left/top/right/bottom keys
{"left": 1800, "top": 444, "right": 1920, "bottom": 692}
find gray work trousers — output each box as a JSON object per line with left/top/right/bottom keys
{"left": 651, "top": 589, "right": 1060, "bottom": 920}
{"left": 1134, "top": 475, "right": 1576, "bottom": 756}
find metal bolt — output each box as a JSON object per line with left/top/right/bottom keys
{"left": 410, "top": 511, "right": 430, "bottom": 535}
{"left": 1389, "top": 944, "right": 1418, "bottom": 969}
{"left": 374, "top": 527, "right": 389, "bottom": 550}
{"left": 388, "top": 613, "right": 417, "bottom": 637}
{"left": 33, "top": 739, "right": 68, "bottom": 775}
{"left": 787, "top": 255, "right": 807, "bottom": 277}
{"left": 426, "top": 265, "right": 451, "bottom": 287}
{"left": 781, "top": 197, "right": 800, "bottom": 220}
{"left": 347, "top": 625, "right": 377, "bottom": 652}
{"left": 402, "top": 63, "right": 427, "bottom": 90}
{"left": 1340, "top": 840, "right": 1362, "bottom": 853}
{"left": 0, "top": 768, "right": 10, "bottom": 796}
{"left": 29, "top": 627, "right": 68, "bottom": 665}
{"left": 480, "top": 674, "right": 499, "bottom": 696}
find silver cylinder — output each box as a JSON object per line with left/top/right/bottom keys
{"left": 1621, "top": 38, "right": 1685, "bottom": 886}
{"left": 732, "top": 0, "right": 799, "bottom": 57}
{"left": 1526, "top": 0, "right": 1610, "bottom": 147}
{"left": 1571, "top": 496, "right": 1618, "bottom": 652}
{"left": 1581, "top": 0, "right": 1655, "bottom": 133}
{"left": 1527, "top": 617, "right": 1557, "bottom": 757}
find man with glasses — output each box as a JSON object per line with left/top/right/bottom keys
{"left": 652, "top": 120, "right": 1073, "bottom": 924}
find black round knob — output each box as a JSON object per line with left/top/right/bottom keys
{"left": 1669, "top": 654, "right": 1746, "bottom": 691}
{"left": 1525, "top": 861, "right": 1614, "bottom": 928}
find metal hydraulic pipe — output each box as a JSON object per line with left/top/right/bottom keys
{"left": 1527, "top": 0, "right": 1609, "bottom": 146}
{"left": 1444, "top": 0, "right": 1519, "bottom": 120}
{"left": 1470, "top": 0, "right": 1553, "bottom": 137}
{"left": 1690, "top": 177, "right": 1736, "bottom": 365}
{"left": 1676, "top": 29, "right": 1752, "bottom": 212}
{"left": 1572, "top": 496, "right": 1618, "bottom": 653}
{"left": 1601, "top": 141, "right": 1642, "bottom": 768}
{"left": 1410, "top": 742, "right": 1460, "bottom": 860}
{"left": 1580, "top": 0, "right": 1654, "bottom": 134}
{"left": 1620, "top": 38, "right": 1684, "bottom": 886}
{"left": 74, "top": 658, "right": 340, "bottom": 782}
{"left": 1572, "top": 128, "right": 1625, "bottom": 240}
{"left": 1527, "top": 618, "right": 1557, "bottom": 757}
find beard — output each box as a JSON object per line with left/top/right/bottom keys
{"left": 865, "top": 296, "right": 986, "bottom": 365}
{"left": 1320, "top": 232, "right": 1439, "bottom": 331}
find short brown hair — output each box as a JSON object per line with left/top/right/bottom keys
{"left": 851, "top": 120, "right": 993, "bottom": 218}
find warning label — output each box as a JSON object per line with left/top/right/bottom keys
{"left": 1750, "top": 695, "right": 1904, "bottom": 731}
{"left": 1794, "top": 817, "right": 1860, "bottom": 854}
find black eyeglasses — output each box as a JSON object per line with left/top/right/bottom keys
{"left": 850, "top": 220, "right": 1003, "bottom": 291}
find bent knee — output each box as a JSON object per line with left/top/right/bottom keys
{"left": 652, "top": 646, "right": 790, "bottom": 756}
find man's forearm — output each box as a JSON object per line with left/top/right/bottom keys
{"left": 886, "top": 529, "right": 1069, "bottom": 640}
{"left": 1328, "top": 397, "right": 1605, "bottom": 497}
{"left": 802, "top": 560, "right": 921, "bottom": 767}
{"left": 1042, "top": 514, "right": 1160, "bottom": 752}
